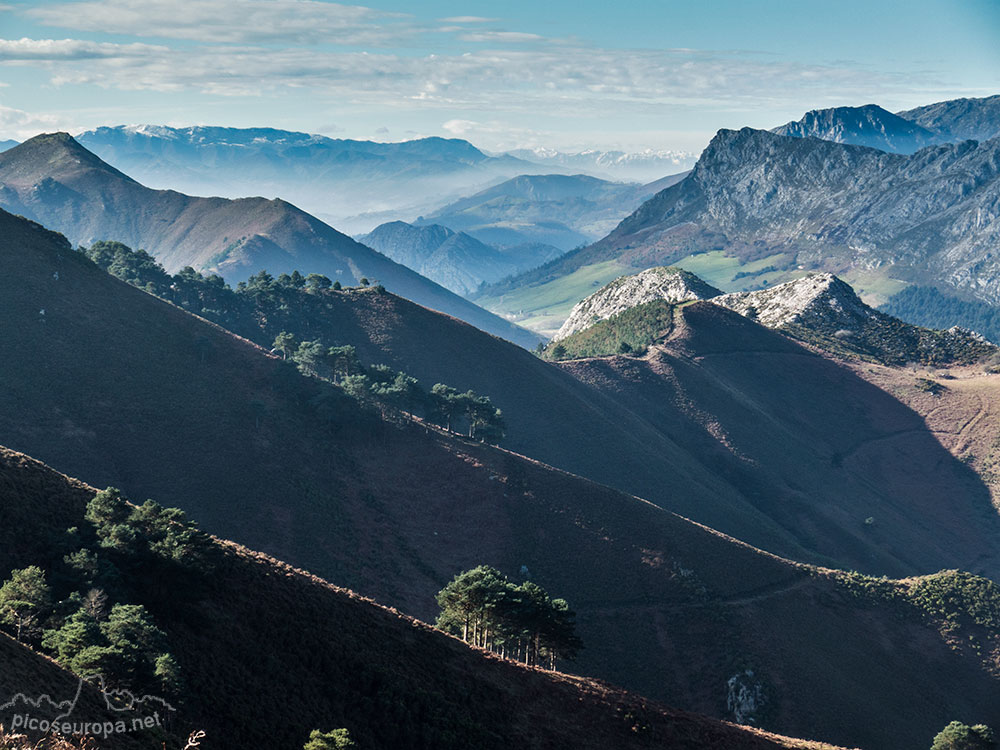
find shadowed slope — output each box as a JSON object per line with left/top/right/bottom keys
{"left": 1, "top": 210, "right": 999, "bottom": 749}
{"left": 1, "top": 447, "right": 844, "bottom": 750}
{"left": 560, "top": 302, "right": 1000, "bottom": 578}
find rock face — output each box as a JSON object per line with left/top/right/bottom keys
{"left": 898, "top": 94, "right": 1000, "bottom": 143}
{"left": 773, "top": 104, "right": 939, "bottom": 154}
{"left": 713, "top": 273, "right": 875, "bottom": 329}
{"left": 553, "top": 266, "right": 721, "bottom": 340}
{"left": 712, "top": 273, "right": 995, "bottom": 364}
{"left": 589, "top": 127, "right": 1000, "bottom": 304}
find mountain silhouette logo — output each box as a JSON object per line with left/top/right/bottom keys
{"left": 0, "top": 675, "right": 175, "bottom": 739}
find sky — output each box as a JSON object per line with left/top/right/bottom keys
{"left": 0, "top": 0, "right": 998, "bottom": 154}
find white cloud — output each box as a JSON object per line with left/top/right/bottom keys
{"left": 458, "top": 31, "right": 545, "bottom": 43}
{"left": 0, "top": 34, "right": 961, "bottom": 127}
{"left": 439, "top": 16, "right": 498, "bottom": 24}
{"left": 0, "top": 104, "right": 71, "bottom": 139}
{"left": 0, "top": 37, "right": 167, "bottom": 60}
{"left": 27, "top": 0, "right": 414, "bottom": 46}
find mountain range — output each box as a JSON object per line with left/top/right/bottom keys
{"left": 74, "top": 125, "right": 562, "bottom": 234}
{"left": 477, "top": 96, "right": 1000, "bottom": 335}
{"left": 2, "top": 207, "right": 1000, "bottom": 749}
{"left": 416, "top": 172, "right": 688, "bottom": 253}
{"left": 503, "top": 147, "right": 697, "bottom": 182}
{"left": 357, "top": 221, "right": 562, "bottom": 296}
{"left": 0, "top": 133, "right": 541, "bottom": 349}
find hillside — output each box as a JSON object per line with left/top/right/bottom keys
{"left": 4, "top": 209, "right": 1000, "bottom": 748}
{"left": 0, "top": 133, "right": 540, "bottom": 349}
{"left": 772, "top": 104, "right": 939, "bottom": 153}
{"left": 419, "top": 172, "right": 687, "bottom": 252}
{"left": 477, "top": 125, "right": 1000, "bottom": 333}
{"left": 75, "top": 125, "right": 548, "bottom": 234}
{"left": 1, "top": 447, "right": 851, "bottom": 750}
{"left": 77, "top": 236, "right": 1000, "bottom": 584}
{"left": 358, "top": 221, "right": 557, "bottom": 296}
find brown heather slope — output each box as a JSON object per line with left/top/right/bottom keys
{"left": 220, "top": 277, "right": 1000, "bottom": 581}
{"left": 558, "top": 302, "right": 1000, "bottom": 579}
{"left": 846, "top": 360, "right": 1000, "bottom": 507}
{"left": 1, "top": 210, "right": 999, "bottom": 749}
{"left": 0, "top": 448, "right": 847, "bottom": 750}
{"left": 0, "top": 133, "right": 540, "bottom": 349}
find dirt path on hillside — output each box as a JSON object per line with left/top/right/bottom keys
{"left": 575, "top": 575, "right": 815, "bottom": 616}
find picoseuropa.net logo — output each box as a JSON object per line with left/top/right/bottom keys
{"left": 0, "top": 674, "right": 176, "bottom": 739}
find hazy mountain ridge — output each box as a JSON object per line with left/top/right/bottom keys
{"left": 419, "top": 172, "right": 688, "bottom": 251}
{"left": 75, "top": 124, "right": 556, "bottom": 233}
{"left": 503, "top": 147, "right": 697, "bottom": 181}
{"left": 0, "top": 132, "right": 542, "bottom": 348}
{"left": 553, "top": 267, "right": 721, "bottom": 340}
{"left": 358, "top": 220, "right": 560, "bottom": 296}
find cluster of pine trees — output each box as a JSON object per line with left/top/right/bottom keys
{"left": 435, "top": 566, "right": 581, "bottom": 670}
{"left": 0, "top": 488, "right": 210, "bottom": 696}
{"left": 273, "top": 334, "right": 505, "bottom": 441}
{"left": 81, "top": 241, "right": 506, "bottom": 443}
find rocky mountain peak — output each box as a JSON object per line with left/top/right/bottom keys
{"left": 552, "top": 266, "right": 721, "bottom": 341}
{"left": 772, "top": 105, "right": 938, "bottom": 153}
{"left": 712, "top": 273, "right": 873, "bottom": 329}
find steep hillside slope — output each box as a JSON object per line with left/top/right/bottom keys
{"left": 898, "top": 94, "right": 1000, "bottom": 143}
{"left": 773, "top": 104, "right": 939, "bottom": 153}
{"left": 2, "top": 210, "right": 1000, "bottom": 749}
{"left": 1, "top": 448, "right": 842, "bottom": 750}
{"left": 420, "top": 172, "right": 687, "bottom": 251}
{"left": 82, "top": 236, "right": 1000, "bottom": 584}
{"left": 358, "top": 221, "right": 549, "bottom": 295}
{"left": 553, "top": 267, "right": 721, "bottom": 340}
{"left": 0, "top": 133, "right": 540, "bottom": 348}
{"left": 75, "top": 125, "right": 546, "bottom": 234}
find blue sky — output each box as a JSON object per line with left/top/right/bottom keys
{"left": 0, "top": 0, "right": 997, "bottom": 153}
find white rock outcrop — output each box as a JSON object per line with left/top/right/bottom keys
{"left": 552, "top": 267, "right": 721, "bottom": 341}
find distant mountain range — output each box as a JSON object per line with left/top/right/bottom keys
{"left": 0, "top": 139, "right": 16, "bottom": 152}
{"left": 0, "top": 132, "right": 541, "bottom": 348}
{"left": 418, "top": 172, "right": 688, "bottom": 251}
{"left": 503, "top": 146, "right": 697, "bottom": 181}
{"left": 73, "top": 125, "right": 559, "bottom": 234}
{"left": 358, "top": 221, "right": 563, "bottom": 296}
